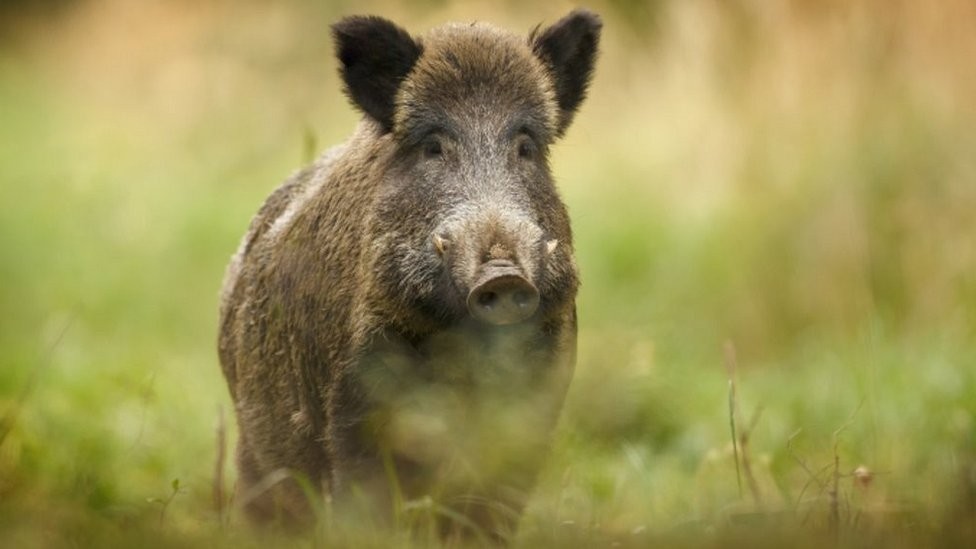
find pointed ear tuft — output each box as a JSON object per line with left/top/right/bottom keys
{"left": 531, "top": 10, "right": 602, "bottom": 135}
{"left": 331, "top": 16, "right": 422, "bottom": 132}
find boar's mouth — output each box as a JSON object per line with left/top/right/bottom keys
{"left": 466, "top": 260, "right": 540, "bottom": 326}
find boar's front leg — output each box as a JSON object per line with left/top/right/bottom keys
{"left": 324, "top": 331, "right": 427, "bottom": 527}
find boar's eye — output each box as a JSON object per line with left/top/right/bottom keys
{"left": 516, "top": 132, "right": 537, "bottom": 160}
{"left": 422, "top": 137, "right": 443, "bottom": 159}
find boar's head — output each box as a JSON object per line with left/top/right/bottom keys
{"left": 332, "top": 11, "right": 600, "bottom": 333}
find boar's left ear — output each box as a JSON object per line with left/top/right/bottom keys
{"left": 530, "top": 10, "right": 602, "bottom": 136}
{"left": 332, "top": 16, "right": 422, "bottom": 132}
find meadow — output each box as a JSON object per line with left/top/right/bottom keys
{"left": 1, "top": 0, "right": 974, "bottom": 546}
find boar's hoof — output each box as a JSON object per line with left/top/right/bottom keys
{"left": 467, "top": 261, "right": 540, "bottom": 325}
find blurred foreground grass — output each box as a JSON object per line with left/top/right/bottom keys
{"left": 1, "top": 0, "right": 974, "bottom": 546}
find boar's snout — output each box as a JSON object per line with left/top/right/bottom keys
{"left": 467, "top": 259, "right": 540, "bottom": 326}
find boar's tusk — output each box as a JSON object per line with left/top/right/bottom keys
{"left": 545, "top": 239, "right": 559, "bottom": 255}
{"left": 432, "top": 234, "right": 450, "bottom": 256}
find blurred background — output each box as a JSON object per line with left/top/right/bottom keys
{"left": 1, "top": 0, "right": 974, "bottom": 545}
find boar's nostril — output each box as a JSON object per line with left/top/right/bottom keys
{"left": 513, "top": 289, "right": 534, "bottom": 308}
{"left": 477, "top": 291, "right": 498, "bottom": 308}
{"left": 467, "top": 272, "right": 540, "bottom": 326}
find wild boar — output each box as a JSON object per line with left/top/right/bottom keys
{"left": 218, "top": 9, "right": 600, "bottom": 540}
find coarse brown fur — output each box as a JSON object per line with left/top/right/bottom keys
{"left": 218, "top": 10, "right": 600, "bottom": 541}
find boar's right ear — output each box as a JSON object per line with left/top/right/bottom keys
{"left": 332, "top": 16, "right": 422, "bottom": 132}
{"left": 531, "top": 10, "right": 602, "bottom": 136}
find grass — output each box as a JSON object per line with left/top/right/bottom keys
{"left": 1, "top": 0, "right": 975, "bottom": 546}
